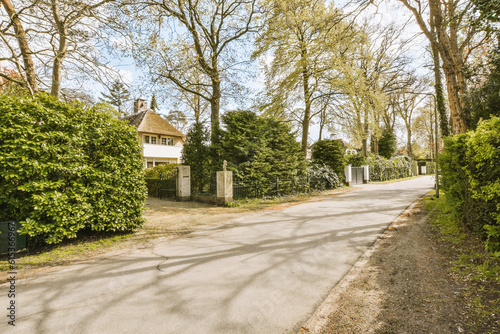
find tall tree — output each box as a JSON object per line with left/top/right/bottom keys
{"left": 396, "top": 0, "right": 489, "bottom": 134}
{"left": 254, "top": 0, "right": 353, "bottom": 157}
{"left": 0, "top": 0, "right": 38, "bottom": 94}
{"left": 117, "top": 0, "right": 258, "bottom": 146}
{"left": 100, "top": 80, "right": 130, "bottom": 115}
{"left": 1, "top": 0, "right": 119, "bottom": 99}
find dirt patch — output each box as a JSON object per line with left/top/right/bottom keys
{"left": 300, "top": 202, "right": 471, "bottom": 334}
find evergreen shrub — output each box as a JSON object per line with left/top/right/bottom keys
{"left": 0, "top": 94, "right": 146, "bottom": 244}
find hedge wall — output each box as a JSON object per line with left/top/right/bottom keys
{"left": 366, "top": 155, "right": 412, "bottom": 182}
{"left": 440, "top": 117, "right": 500, "bottom": 254}
{"left": 0, "top": 94, "right": 146, "bottom": 244}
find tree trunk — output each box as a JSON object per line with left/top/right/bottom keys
{"left": 50, "top": 0, "right": 67, "bottom": 99}
{"left": 430, "top": 30, "right": 450, "bottom": 137}
{"left": 210, "top": 76, "right": 221, "bottom": 146}
{"left": 407, "top": 127, "right": 412, "bottom": 159}
{"left": 1, "top": 0, "right": 38, "bottom": 94}
{"left": 301, "top": 47, "right": 311, "bottom": 158}
{"left": 429, "top": 0, "right": 468, "bottom": 134}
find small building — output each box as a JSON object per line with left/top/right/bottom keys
{"left": 124, "top": 99, "right": 186, "bottom": 168}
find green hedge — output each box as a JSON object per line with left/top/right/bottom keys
{"left": 366, "top": 155, "right": 412, "bottom": 181}
{"left": 440, "top": 117, "right": 500, "bottom": 254}
{"left": 0, "top": 94, "right": 146, "bottom": 244}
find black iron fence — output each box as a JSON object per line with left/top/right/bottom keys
{"left": 233, "top": 175, "right": 333, "bottom": 200}
{"left": 145, "top": 169, "right": 177, "bottom": 199}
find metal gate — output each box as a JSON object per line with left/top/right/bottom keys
{"left": 352, "top": 167, "right": 364, "bottom": 184}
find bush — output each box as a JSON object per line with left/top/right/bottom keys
{"left": 144, "top": 163, "right": 179, "bottom": 179}
{"left": 345, "top": 153, "right": 366, "bottom": 167}
{"left": 220, "top": 110, "right": 306, "bottom": 184}
{"left": 366, "top": 155, "right": 412, "bottom": 181}
{"left": 0, "top": 94, "right": 146, "bottom": 244}
{"left": 308, "top": 164, "right": 340, "bottom": 189}
{"left": 311, "top": 139, "right": 346, "bottom": 179}
{"left": 440, "top": 117, "right": 500, "bottom": 253}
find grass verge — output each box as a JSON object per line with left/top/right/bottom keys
{"left": 1, "top": 232, "right": 133, "bottom": 273}
{"left": 423, "top": 192, "right": 500, "bottom": 333}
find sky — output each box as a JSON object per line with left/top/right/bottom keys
{"left": 89, "top": 0, "right": 432, "bottom": 146}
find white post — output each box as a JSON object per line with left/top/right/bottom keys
{"left": 363, "top": 165, "right": 369, "bottom": 184}
{"left": 344, "top": 164, "right": 352, "bottom": 186}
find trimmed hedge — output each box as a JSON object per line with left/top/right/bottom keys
{"left": 440, "top": 117, "right": 500, "bottom": 254}
{"left": 366, "top": 155, "right": 412, "bottom": 181}
{"left": 0, "top": 94, "right": 146, "bottom": 244}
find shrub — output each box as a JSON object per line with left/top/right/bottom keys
{"left": 345, "top": 153, "right": 366, "bottom": 167}
{"left": 378, "top": 127, "right": 397, "bottom": 159}
{"left": 0, "top": 94, "right": 146, "bottom": 244}
{"left": 144, "top": 163, "right": 179, "bottom": 179}
{"left": 308, "top": 164, "right": 340, "bottom": 189}
{"left": 311, "top": 139, "right": 346, "bottom": 179}
{"left": 366, "top": 155, "right": 412, "bottom": 181}
{"left": 440, "top": 117, "right": 500, "bottom": 253}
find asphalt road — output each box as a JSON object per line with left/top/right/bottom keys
{"left": 1, "top": 176, "right": 434, "bottom": 334}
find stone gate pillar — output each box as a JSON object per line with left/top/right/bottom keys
{"left": 217, "top": 161, "right": 233, "bottom": 205}
{"left": 177, "top": 166, "right": 191, "bottom": 201}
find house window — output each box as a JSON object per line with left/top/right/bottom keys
{"left": 167, "top": 138, "right": 174, "bottom": 146}
{"left": 144, "top": 135, "right": 150, "bottom": 144}
{"left": 161, "top": 137, "right": 167, "bottom": 145}
{"left": 151, "top": 136, "right": 157, "bottom": 144}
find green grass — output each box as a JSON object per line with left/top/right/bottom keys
{"left": 1, "top": 233, "right": 133, "bottom": 271}
{"left": 423, "top": 192, "right": 500, "bottom": 333}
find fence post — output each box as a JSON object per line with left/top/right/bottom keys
{"left": 344, "top": 164, "right": 352, "bottom": 186}
{"left": 177, "top": 166, "right": 191, "bottom": 201}
{"left": 216, "top": 170, "right": 233, "bottom": 205}
{"left": 276, "top": 177, "right": 280, "bottom": 195}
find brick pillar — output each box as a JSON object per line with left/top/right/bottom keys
{"left": 363, "top": 165, "right": 369, "bottom": 184}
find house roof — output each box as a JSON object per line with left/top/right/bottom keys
{"left": 124, "top": 110, "right": 185, "bottom": 139}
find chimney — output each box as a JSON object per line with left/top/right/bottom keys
{"left": 134, "top": 98, "right": 147, "bottom": 113}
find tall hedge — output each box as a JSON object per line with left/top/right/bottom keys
{"left": 0, "top": 94, "right": 146, "bottom": 244}
{"left": 440, "top": 117, "right": 500, "bottom": 253}
{"left": 366, "top": 155, "right": 412, "bottom": 181}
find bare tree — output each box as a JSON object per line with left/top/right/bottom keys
{"left": 115, "top": 0, "right": 259, "bottom": 146}
{"left": 396, "top": 0, "right": 489, "bottom": 134}
{"left": 1, "top": 0, "right": 120, "bottom": 99}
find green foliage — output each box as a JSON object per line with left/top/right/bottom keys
{"left": 0, "top": 94, "right": 146, "bottom": 244}
{"left": 144, "top": 164, "right": 179, "bottom": 179}
{"left": 366, "top": 155, "right": 412, "bottom": 182}
{"left": 307, "top": 163, "right": 340, "bottom": 189}
{"left": 345, "top": 153, "right": 366, "bottom": 167}
{"left": 378, "top": 127, "right": 397, "bottom": 159}
{"left": 465, "top": 44, "right": 500, "bottom": 130}
{"left": 220, "top": 110, "right": 306, "bottom": 184}
{"left": 311, "top": 139, "right": 346, "bottom": 178}
{"left": 100, "top": 80, "right": 130, "bottom": 115}
{"left": 182, "top": 122, "right": 211, "bottom": 193}
{"left": 440, "top": 117, "right": 500, "bottom": 253}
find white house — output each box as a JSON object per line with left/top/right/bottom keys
{"left": 124, "top": 99, "right": 186, "bottom": 168}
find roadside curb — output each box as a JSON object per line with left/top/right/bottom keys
{"left": 297, "top": 194, "right": 426, "bottom": 333}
